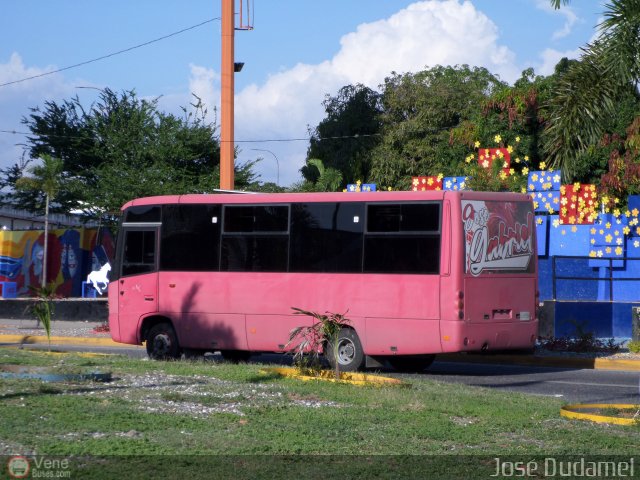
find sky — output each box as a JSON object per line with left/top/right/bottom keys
{"left": 0, "top": 0, "right": 605, "bottom": 188}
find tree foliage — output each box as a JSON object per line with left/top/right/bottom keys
{"left": 368, "top": 65, "right": 506, "bottom": 189}
{"left": 303, "top": 84, "right": 382, "bottom": 187}
{"left": 543, "top": 0, "right": 640, "bottom": 180}
{"left": 292, "top": 158, "right": 343, "bottom": 192}
{"left": 304, "top": 54, "right": 638, "bottom": 193}
{"left": 4, "top": 88, "right": 259, "bottom": 219}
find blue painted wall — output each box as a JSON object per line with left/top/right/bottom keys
{"left": 534, "top": 195, "right": 640, "bottom": 338}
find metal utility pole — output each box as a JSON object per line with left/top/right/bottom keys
{"left": 220, "top": 0, "right": 235, "bottom": 190}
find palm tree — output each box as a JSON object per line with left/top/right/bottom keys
{"left": 16, "top": 154, "right": 65, "bottom": 288}
{"left": 544, "top": 0, "right": 640, "bottom": 179}
{"left": 305, "top": 158, "right": 344, "bottom": 192}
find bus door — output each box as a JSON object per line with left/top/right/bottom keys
{"left": 460, "top": 198, "right": 537, "bottom": 347}
{"left": 116, "top": 226, "right": 159, "bottom": 344}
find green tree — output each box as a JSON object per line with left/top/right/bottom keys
{"left": 544, "top": 0, "right": 640, "bottom": 179}
{"left": 303, "top": 84, "right": 382, "bottom": 186}
{"left": 291, "top": 159, "right": 343, "bottom": 192}
{"left": 15, "top": 154, "right": 64, "bottom": 287}
{"left": 451, "top": 67, "right": 556, "bottom": 175}
{"left": 369, "top": 65, "right": 506, "bottom": 189}
{"left": 6, "top": 89, "right": 259, "bottom": 219}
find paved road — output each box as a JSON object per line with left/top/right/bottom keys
{"left": 19, "top": 343, "right": 640, "bottom": 405}
{"left": 410, "top": 360, "right": 640, "bottom": 404}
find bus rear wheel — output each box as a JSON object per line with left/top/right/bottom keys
{"left": 326, "top": 328, "right": 365, "bottom": 372}
{"left": 146, "top": 323, "right": 180, "bottom": 360}
{"left": 388, "top": 354, "right": 436, "bottom": 373}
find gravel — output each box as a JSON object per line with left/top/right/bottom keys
{"left": 63, "top": 372, "right": 344, "bottom": 417}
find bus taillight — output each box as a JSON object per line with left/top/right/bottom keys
{"left": 457, "top": 291, "right": 464, "bottom": 319}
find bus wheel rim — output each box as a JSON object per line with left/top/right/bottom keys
{"left": 337, "top": 338, "right": 356, "bottom": 365}
{"left": 153, "top": 333, "right": 172, "bottom": 355}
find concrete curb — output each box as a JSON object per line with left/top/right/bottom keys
{"left": 260, "top": 366, "right": 407, "bottom": 387}
{"left": 0, "top": 334, "right": 140, "bottom": 349}
{"left": 561, "top": 403, "right": 640, "bottom": 426}
{"left": 436, "top": 353, "right": 640, "bottom": 372}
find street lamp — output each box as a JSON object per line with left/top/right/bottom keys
{"left": 251, "top": 149, "right": 280, "bottom": 186}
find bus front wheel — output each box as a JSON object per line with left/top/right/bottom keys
{"left": 146, "top": 323, "right": 180, "bottom": 360}
{"left": 326, "top": 328, "right": 365, "bottom": 372}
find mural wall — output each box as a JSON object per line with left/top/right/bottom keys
{"left": 0, "top": 228, "right": 115, "bottom": 297}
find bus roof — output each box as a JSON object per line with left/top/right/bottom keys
{"left": 121, "top": 190, "right": 532, "bottom": 211}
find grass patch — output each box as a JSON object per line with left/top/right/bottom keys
{"left": 1, "top": 348, "right": 639, "bottom": 478}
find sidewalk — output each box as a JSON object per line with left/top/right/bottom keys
{"left": 0, "top": 318, "right": 639, "bottom": 371}
{"left": 0, "top": 318, "right": 133, "bottom": 348}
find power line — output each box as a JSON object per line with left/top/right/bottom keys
{"left": 0, "top": 18, "right": 220, "bottom": 88}
{"left": 0, "top": 128, "right": 382, "bottom": 144}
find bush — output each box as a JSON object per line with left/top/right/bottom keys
{"left": 628, "top": 340, "right": 640, "bottom": 354}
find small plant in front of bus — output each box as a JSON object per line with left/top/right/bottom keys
{"left": 27, "top": 283, "right": 57, "bottom": 349}
{"left": 286, "top": 307, "right": 350, "bottom": 380}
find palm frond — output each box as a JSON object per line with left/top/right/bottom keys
{"left": 550, "top": 0, "right": 572, "bottom": 9}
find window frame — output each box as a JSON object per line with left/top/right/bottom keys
{"left": 119, "top": 223, "right": 160, "bottom": 278}
{"left": 363, "top": 201, "right": 442, "bottom": 274}
{"left": 220, "top": 204, "right": 291, "bottom": 272}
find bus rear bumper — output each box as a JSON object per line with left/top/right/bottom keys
{"left": 440, "top": 320, "right": 538, "bottom": 353}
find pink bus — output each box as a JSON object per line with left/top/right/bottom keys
{"left": 108, "top": 190, "right": 538, "bottom": 371}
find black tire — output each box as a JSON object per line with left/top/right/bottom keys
{"left": 220, "top": 350, "right": 252, "bottom": 363}
{"left": 388, "top": 354, "right": 436, "bottom": 373}
{"left": 325, "top": 328, "right": 365, "bottom": 372}
{"left": 146, "top": 323, "right": 180, "bottom": 360}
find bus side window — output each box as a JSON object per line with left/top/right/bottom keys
{"left": 221, "top": 205, "right": 289, "bottom": 272}
{"left": 160, "top": 204, "right": 221, "bottom": 272}
{"left": 364, "top": 202, "right": 441, "bottom": 274}
{"left": 290, "top": 202, "right": 364, "bottom": 273}
{"left": 122, "top": 230, "right": 157, "bottom": 276}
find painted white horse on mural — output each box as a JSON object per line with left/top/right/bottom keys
{"left": 87, "top": 262, "right": 111, "bottom": 295}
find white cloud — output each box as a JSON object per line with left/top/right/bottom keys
{"left": 190, "top": 0, "right": 520, "bottom": 186}
{"left": 536, "top": 46, "right": 584, "bottom": 76}
{"left": 0, "top": 1, "right": 531, "bottom": 188}
{"left": 0, "top": 53, "right": 75, "bottom": 171}
{"left": 534, "top": 0, "right": 580, "bottom": 40}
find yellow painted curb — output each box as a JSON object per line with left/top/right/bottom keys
{"left": 561, "top": 403, "right": 640, "bottom": 426}
{"left": 592, "top": 358, "right": 640, "bottom": 371}
{"left": 30, "top": 350, "right": 116, "bottom": 358}
{"left": 260, "top": 366, "right": 407, "bottom": 387}
{"left": 0, "top": 334, "right": 140, "bottom": 348}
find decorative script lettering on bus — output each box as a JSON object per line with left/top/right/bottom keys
{"left": 462, "top": 201, "right": 534, "bottom": 276}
